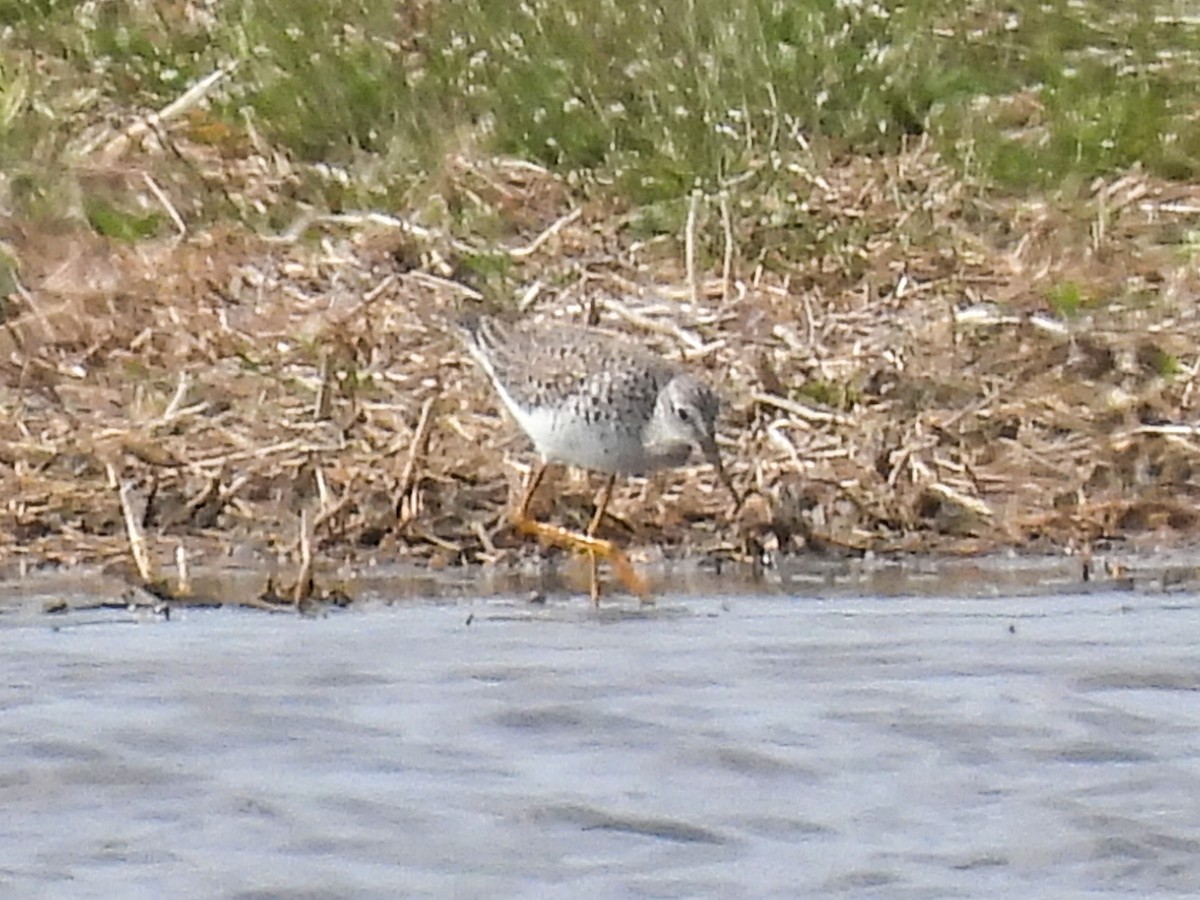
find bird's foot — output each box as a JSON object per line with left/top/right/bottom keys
{"left": 510, "top": 513, "right": 650, "bottom": 603}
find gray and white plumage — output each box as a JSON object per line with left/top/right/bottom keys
{"left": 456, "top": 314, "right": 732, "bottom": 489}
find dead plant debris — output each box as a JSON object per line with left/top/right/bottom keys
{"left": 4, "top": 151, "right": 1200, "bottom": 604}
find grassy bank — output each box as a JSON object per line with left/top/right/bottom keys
{"left": 2, "top": 1, "right": 1200, "bottom": 599}
{"left": 5, "top": 2, "right": 1200, "bottom": 227}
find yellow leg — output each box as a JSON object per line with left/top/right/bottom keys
{"left": 515, "top": 461, "right": 549, "bottom": 521}
{"left": 586, "top": 475, "right": 617, "bottom": 605}
{"left": 509, "top": 464, "right": 648, "bottom": 602}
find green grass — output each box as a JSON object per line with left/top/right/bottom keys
{"left": 219, "top": 0, "right": 965, "bottom": 202}
{"left": 1046, "top": 281, "right": 1088, "bottom": 318}
{"left": 933, "top": 3, "right": 1200, "bottom": 188}
{"left": 4, "top": 0, "right": 1200, "bottom": 232}
{"left": 84, "top": 196, "right": 163, "bottom": 241}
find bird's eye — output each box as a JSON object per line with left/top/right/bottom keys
{"left": 675, "top": 406, "right": 690, "bottom": 422}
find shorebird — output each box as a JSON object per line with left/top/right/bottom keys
{"left": 457, "top": 313, "right": 738, "bottom": 603}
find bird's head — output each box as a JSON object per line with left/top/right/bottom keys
{"left": 654, "top": 375, "right": 740, "bottom": 508}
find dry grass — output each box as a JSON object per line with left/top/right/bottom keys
{"left": 4, "top": 137, "right": 1200, "bottom": 603}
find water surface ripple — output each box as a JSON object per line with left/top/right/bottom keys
{"left": 3, "top": 590, "right": 1198, "bottom": 898}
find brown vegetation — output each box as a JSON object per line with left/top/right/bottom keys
{"left": 3, "top": 148, "right": 1200, "bottom": 602}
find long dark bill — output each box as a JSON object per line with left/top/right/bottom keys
{"left": 700, "top": 435, "right": 742, "bottom": 513}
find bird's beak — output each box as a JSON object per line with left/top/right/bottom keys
{"left": 700, "top": 434, "right": 742, "bottom": 513}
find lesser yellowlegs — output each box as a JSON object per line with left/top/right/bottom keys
{"left": 457, "top": 313, "right": 739, "bottom": 602}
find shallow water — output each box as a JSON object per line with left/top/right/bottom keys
{"left": 3, "top": 581, "right": 1199, "bottom": 898}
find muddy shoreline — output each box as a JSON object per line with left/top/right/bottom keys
{"left": 4, "top": 157, "right": 1200, "bottom": 595}
{"left": 3, "top": 545, "right": 1197, "bottom": 620}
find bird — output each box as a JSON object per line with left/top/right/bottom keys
{"left": 456, "top": 312, "right": 738, "bottom": 603}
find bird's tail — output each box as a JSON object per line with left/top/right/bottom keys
{"left": 454, "top": 312, "right": 508, "bottom": 380}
